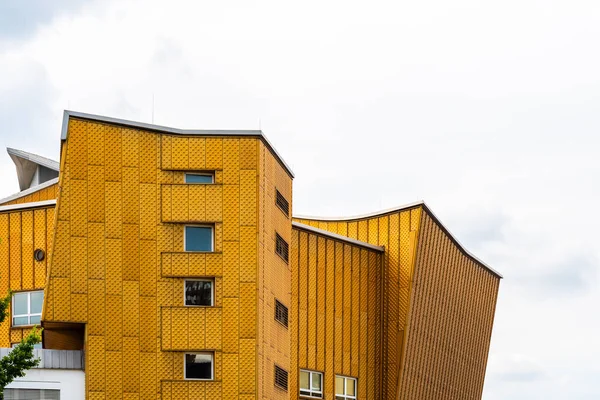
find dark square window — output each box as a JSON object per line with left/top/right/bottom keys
{"left": 185, "top": 353, "right": 213, "bottom": 380}
{"left": 185, "top": 280, "right": 213, "bottom": 306}
{"left": 185, "top": 226, "right": 213, "bottom": 252}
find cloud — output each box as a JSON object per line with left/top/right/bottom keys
{"left": 1, "top": 1, "right": 600, "bottom": 399}
{"left": 0, "top": 0, "right": 91, "bottom": 40}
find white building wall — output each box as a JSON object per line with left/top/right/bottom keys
{"left": 5, "top": 369, "right": 85, "bottom": 400}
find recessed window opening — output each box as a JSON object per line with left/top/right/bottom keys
{"left": 300, "top": 370, "right": 323, "bottom": 398}
{"left": 184, "top": 226, "right": 214, "bottom": 252}
{"left": 185, "top": 173, "right": 214, "bottom": 184}
{"left": 275, "top": 300, "right": 288, "bottom": 328}
{"left": 275, "top": 233, "right": 289, "bottom": 263}
{"left": 275, "top": 189, "right": 290, "bottom": 217}
{"left": 184, "top": 352, "right": 213, "bottom": 380}
{"left": 12, "top": 291, "right": 43, "bottom": 327}
{"left": 184, "top": 279, "right": 214, "bottom": 306}
{"left": 335, "top": 375, "right": 357, "bottom": 400}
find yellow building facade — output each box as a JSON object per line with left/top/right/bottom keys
{"left": 0, "top": 111, "right": 501, "bottom": 399}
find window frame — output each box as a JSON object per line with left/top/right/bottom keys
{"left": 300, "top": 369, "right": 323, "bottom": 398}
{"left": 184, "top": 225, "right": 214, "bottom": 252}
{"left": 335, "top": 375, "right": 357, "bottom": 399}
{"left": 183, "top": 352, "right": 214, "bottom": 380}
{"left": 184, "top": 173, "right": 215, "bottom": 184}
{"left": 12, "top": 290, "right": 43, "bottom": 327}
{"left": 183, "top": 279, "right": 214, "bottom": 307}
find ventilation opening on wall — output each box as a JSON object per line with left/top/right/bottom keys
{"left": 274, "top": 365, "right": 288, "bottom": 391}
{"left": 275, "top": 299, "right": 289, "bottom": 328}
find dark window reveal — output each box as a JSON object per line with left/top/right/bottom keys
{"left": 185, "top": 353, "right": 213, "bottom": 380}
{"left": 275, "top": 233, "right": 289, "bottom": 263}
{"left": 275, "top": 189, "right": 290, "bottom": 217}
{"left": 274, "top": 365, "right": 288, "bottom": 391}
{"left": 275, "top": 300, "right": 288, "bottom": 328}
{"left": 185, "top": 280, "right": 213, "bottom": 306}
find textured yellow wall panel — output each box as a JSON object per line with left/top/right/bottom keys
{"left": 88, "top": 335, "right": 105, "bottom": 392}
{"left": 222, "top": 297, "right": 239, "bottom": 353}
{"left": 21, "top": 211, "right": 33, "bottom": 290}
{"left": 188, "top": 138, "right": 206, "bottom": 170}
{"left": 239, "top": 282, "right": 255, "bottom": 339}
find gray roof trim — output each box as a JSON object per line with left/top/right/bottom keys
{"left": 294, "top": 201, "right": 502, "bottom": 279}
{"left": 0, "top": 199, "right": 56, "bottom": 213}
{"left": 0, "top": 177, "right": 59, "bottom": 205}
{"left": 60, "top": 110, "right": 295, "bottom": 178}
{"left": 7, "top": 148, "right": 60, "bottom": 172}
{"left": 294, "top": 200, "right": 426, "bottom": 221}
{"left": 292, "top": 221, "right": 385, "bottom": 252}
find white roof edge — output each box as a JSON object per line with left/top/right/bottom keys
{"left": 7, "top": 147, "right": 60, "bottom": 171}
{"left": 292, "top": 221, "right": 385, "bottom": 252}
{"left": 61, "top": 110, "right": 295, "bottom": 178}
{"left": 0, "top": 178, "right": 59, "bottom": 205}
{"left": 294, "top": 201, "right": 502, "bottom": 279}
{"left": 293, "top": 200, "right": 426, "bottom": 221}
{"left": 0, "top": 199, "right": 56, "bottom": 212}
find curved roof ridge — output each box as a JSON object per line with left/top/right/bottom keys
{"left": 294, "top": 201, "right": 502, "bottom": 279}
{"left": 293, "top": 200, "right": 425, "bottom": 222}
{"left": 292, "top": 221, "right": 385, "bottom": 252}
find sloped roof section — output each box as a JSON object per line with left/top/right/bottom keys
{"left": 294, "top": 201, "right": 502, "bottom": 279}
{"left": 292, "top": 221, "right": 385, "bottom": 252}
{"left": 61, "top": 110, "right": 295, "bottom": 178}
{"left": 7, "top": 148, "right": 60, "bottom": 191}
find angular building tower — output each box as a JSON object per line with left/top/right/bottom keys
{"left": 0, "top": 111, "right": 501, "bottom": 399}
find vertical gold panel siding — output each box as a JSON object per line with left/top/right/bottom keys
{"left": 295, "top": 207, "right": 420, "bottom": 399}
{"left": 295, "top": 208, "right": 498, "bottom": 399}
{"left": 0, "top": 206, "right": 54, "bottom": 347}
{"left": 398, "top": 212, "right": 500, "bottom": 400}
{"left": 291, "top": 227, "right": 383, "bottom": 400}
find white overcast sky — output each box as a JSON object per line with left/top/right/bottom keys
{"left": 1, "top": 1, "right": 599, "bottom": 398}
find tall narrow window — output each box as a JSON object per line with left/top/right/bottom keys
{"left": 274, "top": 365, "right": 288, "bottom": 391}
{"left": 184, "top": 226, "right": 214, "bottom": 252}
{"left": 275, "top": 189, "right": 289, "bottom": 217}
{"left": 184, "top": 353, "right": 213, "bottom": 380}
{"left": 185, "top": 173, "right": 214, "bottom": 184}
{"left": 300, "top": 370, "right": 323, "bottom": 398}
{"left": 185, "top": 280, "right": 213, "bottom": 306}
{"left": 275, "top": 233, "right": 289, "bottom": 263}
{"left": 335, "top": 376, "right": 356, "bottom": 399}
{"left": 275, "top": 300, "right": 289, "bottom": 328}
{"left": 12, "top": 291, "right": 43, "bottom": 326}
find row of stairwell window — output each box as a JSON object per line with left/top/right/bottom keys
{"left": 180, "top": 174, "right": 216, "bottom": 379}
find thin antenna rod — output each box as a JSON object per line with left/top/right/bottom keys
{"left": 259, "top": 117, "right": 261, "bottom": 131}
{"left": 152, "top": 93, "right": 155, "bottom": 124}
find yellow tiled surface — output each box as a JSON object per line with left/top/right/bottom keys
{"left": 0, "top": 206, "right": 54, "bottom": 347}
{"left": 294, "top": 206, "right": 501, "bottom": 399}
{"left": 291, "top": 228, "right": 383, "bottom": 399}
{"left": 41, "top": 118, "right": 283, "bottom": 399}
